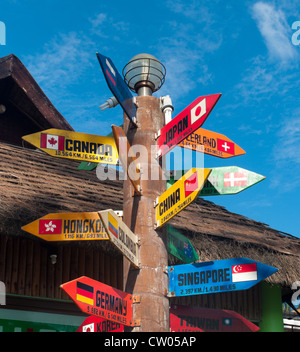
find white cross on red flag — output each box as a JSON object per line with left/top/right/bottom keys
{"left": 224, "top": 172, "right": 248, "bottom": 187}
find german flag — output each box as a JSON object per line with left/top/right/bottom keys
{"left": 76, "top": 281, "right": 94, "bottom": 305}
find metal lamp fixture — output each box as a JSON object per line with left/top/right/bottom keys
{"left": 123, "top": 54, "right": 166, "bottom": 96}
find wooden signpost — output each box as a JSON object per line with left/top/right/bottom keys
{"left": 22, "top": 128, "right": 119, "bottom": 165}
{"left": 60, "top": 276, "right": 139, "bottom": 327}
{"left": 155, "top": 168, "right": 211, "bottom": 229}
{"left": 179, "top": 127, "right": 245, "bottom": 158}
{"left": 98, "top": 209, "right": 140, "bottom": 268}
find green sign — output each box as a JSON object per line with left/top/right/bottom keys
{"left": 168, "top": 166, "right": 265, "bottom": 196}
{"left": 167, "top": 225, "right": 199, "bottom": 264}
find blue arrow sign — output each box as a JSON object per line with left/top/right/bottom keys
{"left": 96, "top": 52, "right": 137, "bottom": 125}
{"left": 168, "top": 257, "right": 278, "bottom": 297}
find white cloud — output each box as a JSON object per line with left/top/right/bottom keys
{"left": 251, "top": 2, "right": 298, "bottom": 65}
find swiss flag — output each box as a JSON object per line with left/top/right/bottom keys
{"left": 40, "top": 133, "right": 65, "bottom": 151}
{"left": 184, "top": 172, "right": 198, "bottom": 197}
{"left": 217, "top": 139, "right": 235, "bottom": 155}
{"left": 39, "top": 219, "right": 62, "bottom": 235}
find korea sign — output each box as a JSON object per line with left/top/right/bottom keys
{"left": 21, "top": 212, "right": 116, "bottom": 242}
{"left": 157, "top": 94, "right": 221, "bottom": 157}
{"left": 179, "top": 127, "right": 245, "bottom": 158}
{"left": 155, "top": 168, "right": 211, "bottom": 229}
{"left": 96, "top": 53, "right": 137, "bottom": 125}
{"left": 76, "top": 316, "right": 124, "bottom": 332}
{"left": 22, "top": 128, "right": 119, "bottom": 165}
{"left": 98, "top": 209, "right": 140, "bottom": 268}
{"left": 170, "top": 305, "right": 259, "bottom": 332}
{"left": 168, "top": 257, "right": 278, "bottom": 297}
{"left": 61, "top": 276, "right": 136, "bottom": 327}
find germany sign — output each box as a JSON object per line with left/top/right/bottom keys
{"left": 22, "top": 128, "right": 119, "bottom": 165}
{"left": 155, "top": 168, "right": 211, "bottom": 229}
{"left": 61, "top": 276, "right": 135, "bottom": 327}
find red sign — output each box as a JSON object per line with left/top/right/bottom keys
{"left": 76, "top": 316, "right": 124, "bottom": 332}
{"left": 157, "top": 94, "right": 221, "bottom": 157}
{"left": 61, "top": 276, "right": 134, "bottom": 327}
{"left": 170, "top": 305, "right": 259, "bottom": 332}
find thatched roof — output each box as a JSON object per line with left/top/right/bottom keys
{"left": 1, "top": 141, "right": 299, "bottom": 289}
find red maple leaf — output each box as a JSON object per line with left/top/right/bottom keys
{"left": 48, "top": 137, "right": 57, "bottom": 146}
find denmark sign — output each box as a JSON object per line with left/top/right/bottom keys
{"left": 156, "top": 94, "right": 221, "bottom": 157}
{"left": 96, "top": 52, "right": 137, "bottom": 125}
{"left": 155, "top": 168, "right": 211, "bottom": 229}
{"left": 168, "top": 257, "right": 278, "bottom": 297}
{"left": 22, "top": 128, "right": 119, "bottom": 165}
{"left": 98, "top": 209, "right": 140, "bottom": 268}
{"left": 179, "top": 127, "right": 245, "bottom": 158}
{"left": 61, "top": 276, "right": 136, "bottom": 327}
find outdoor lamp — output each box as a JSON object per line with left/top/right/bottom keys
{"left": 123, "top": 54, "right": 166, "bottom": 96}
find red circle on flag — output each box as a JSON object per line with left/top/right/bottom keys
{"left": 195, "top": 106, "right": 202, "bottom": 116}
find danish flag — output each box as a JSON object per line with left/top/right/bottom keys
{"left": 224, "top": 171, "right": 248, "bottom": 188}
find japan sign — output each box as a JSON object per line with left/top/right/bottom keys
{"left": 98, "top": 209, "right": 140, "bottom": 268}
{"left": 155, "top": 168, "right": 211, "bottom": 229}
{"left": 21, "top": 212, "right": 115, "bottom": 242}
{"left": 170, "top": 305, "right": 259, "bottom": 332}
{"left": 96, "top": 52, "right": 137, "bottom": 125}
{"left": 22, "top": 128, "right": 119, "bottom": 165}
{"left": 168, "top": 257, "right": 277, "bottom": 297}
{"left": 157, "top": 94, "right": 221, "bottom": 157}
{"left": 179, "top": 127, "right": 245, "bottom": 158}
{"left": 61, "top": 276, "right": 136, "bottom": 327}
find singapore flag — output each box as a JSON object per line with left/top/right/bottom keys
{"left": 231, "top": 263, "right": 257, "bottom": 282}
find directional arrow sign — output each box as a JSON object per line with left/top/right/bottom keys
{"left": 170, "top": 305, "right": 260, "bottom": 332}
{"left": 168, "top": 257, "right": 278, "bottom": 297}
{"left": 156, "top": 94, "right": 221, "bottom": 157}
{"left": 111, "top": 125, "right": 141, "bottom": 195}
{"left": 96, "top": 52, "right": 137, "bottom": 125}
{"left": 155, "top": 168, "right": 211, "bottom": 229}
{"left": 98, "top": 209, "right": 140, "bottom": 268}
{"left": 179, "top": 127, "right": 246, "bottom": 158}
{"left": 60, "top": 276, "right": 136, "bottom": 327}
{"left": 168, "top": 167, "right": 266, "bottom": 196}
{"left": 76, "top": 316, "right": 124, "bottom": 332}
{"left": 21, "top": 212, "right": 115, "bottom": 242}
{"left": 22, "top": 128, "right": 119, "bottom": 165}
{"left": 167, "top": 225, "right": 199, "bottom": 264}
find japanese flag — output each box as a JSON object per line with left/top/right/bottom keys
{"left": 190, "top": 98, "right": 206, "bottom": 125}
{"left": 40, "top": 133, "right": 64, "bottom": 150}
{"left": 232, "top": 263, "right": 257, "bottom": 282}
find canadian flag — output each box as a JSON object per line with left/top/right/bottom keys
{"left": 39, "top": 219, "right": 62, "bottom": 235}
{"left": 224, "top": 172, "right": 248, "bottom": 187}
{"left": 232, "top": 263, "right": 257, "bottom": 282}
{"left": 40, "top": 133, "right": 64, "bottom": 150}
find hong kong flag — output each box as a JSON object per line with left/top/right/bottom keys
{"left": 39, "top": 219, "right": 62, "bottom": 235}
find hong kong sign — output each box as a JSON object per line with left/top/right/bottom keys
{"left": 179, "top": 127, "right": 245, "bottom": 158}
{"left": 22, "top": 128, "right": 119, "bottom": 165}
{"left": 155, "top": 168, "right": 211, "bottom": 229}
{"left": 61, "top": 276, "right": 136, "bottom": 327}
{"left": 21, "top": 212, "right": 118, "bottom": 242}
{"left": 96, "top": 52, "right": 137, "bottom": 125}
{"left": 170, "top": 305, "right": 259, "bottom": 332}
{"left": 156, "top": 94, "right": 221, "bottom": 157}
{"left": 168, "top": 257, "right": 278, "bottom": 297}
{"left": 98, "top": 209, "right": 140, "bottom": 268}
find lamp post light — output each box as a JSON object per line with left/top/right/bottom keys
{"left": 122, "top": 54, "right": 169, "bottom": 332}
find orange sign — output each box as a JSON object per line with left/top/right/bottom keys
{"left": 61, "top": 276, "right": 136, "bottom": 327}
{"left": 179, "top": 127, "right": 245, "bottom": 158}
{"left": 111, "top": 125, "right": 141, "bottom": 195}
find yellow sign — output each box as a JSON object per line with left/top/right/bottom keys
{"left": 98, "top": 209, "right": 140, "bottom": 268}
{"left": 155, "top": 168, "right": 211, "bottom": 229}
{"left": 21, "top": 212, "right": 122, "bottom": 242}
{"left": 22, "top": 128, "right": 119, "bottom": 165}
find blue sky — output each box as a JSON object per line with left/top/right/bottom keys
{"left": 1, "top": 0, "right": 300, "bottom": 238}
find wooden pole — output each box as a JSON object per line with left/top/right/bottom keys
{"left": 122, "top": 95, "right": 169, "bottom": 332}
